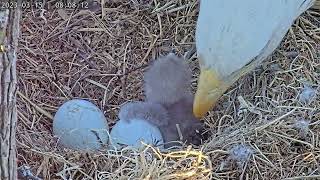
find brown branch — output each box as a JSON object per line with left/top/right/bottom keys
{"left": 0, "top": 3, "right": 21, "bottom": 180}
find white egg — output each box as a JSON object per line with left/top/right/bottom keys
{"left": 109, "top": 119, "right": 164, "bottom": 150}
{"left": 53, "top": 99, "right": 109, "bottom": 150}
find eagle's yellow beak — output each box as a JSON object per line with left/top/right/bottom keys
{"left": 193, "top": 68, "right": 225, "bottom": 118}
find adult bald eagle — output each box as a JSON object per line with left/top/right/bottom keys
{"left": 193, "top": 0, "right": 319, "bottom": 118}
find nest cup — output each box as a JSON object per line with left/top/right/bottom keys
{"left": 16, "top": 1, "right": 320, "bottom": 179}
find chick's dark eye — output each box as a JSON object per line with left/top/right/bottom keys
{"left": 191, "top": 135, "right": 202, "bottom": 145}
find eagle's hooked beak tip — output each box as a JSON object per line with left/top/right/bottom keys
{"left": 193, "top": 68, "right": 223, "bottom": 119}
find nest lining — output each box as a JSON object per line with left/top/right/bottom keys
{"left": 17, "top": 0, "right": 320, "bottom": 179}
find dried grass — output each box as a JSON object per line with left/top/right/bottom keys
{"left": 16, "top": 0, "right": 320, "bottom": 179}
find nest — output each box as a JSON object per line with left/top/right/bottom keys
{"left": 17, "top": 0, "right": 320, "bottom": 179}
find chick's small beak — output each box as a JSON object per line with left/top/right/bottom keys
{"left": 193, "top": 68, "right": 222, "bottom": 118}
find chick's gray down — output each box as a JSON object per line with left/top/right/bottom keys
{"left": 144, "top": 53, "right": 192, "bottom": 105}
{"left": 119, "top": 101, "right": 169, "bottom": 127}
{"left": 144, "top": 53, "right": 207, "bottom": 147}
{"left": 118, "top": 100, "right": 205, "bottom": 148}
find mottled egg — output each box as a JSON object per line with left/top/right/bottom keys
{"left": 53, "top": 99, "right": 109, "bottom": 150}
{"left": 109, "top": 119, "right": 164, "bottom": 150}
